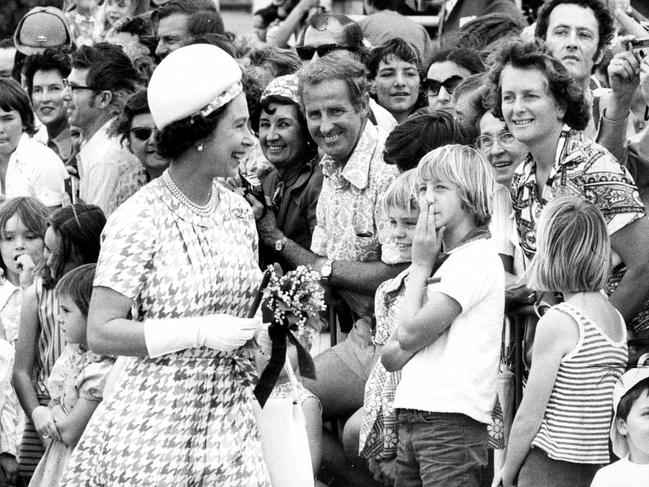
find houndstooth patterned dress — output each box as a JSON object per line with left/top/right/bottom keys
{"left": 60, "top": 174, "right": 270, "bottom": 486}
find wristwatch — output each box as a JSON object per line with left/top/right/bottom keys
{"left": 274, "top": 236, "right": 288, "bottom": 252}
{"left": 320, "top": 259, "right": 334, "bottom": 282}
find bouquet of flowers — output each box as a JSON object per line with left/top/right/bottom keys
{"left": 262, "top": 265, "right": 325, "bottom": 347}
{"left": 253, "top": 265, "right": 325, "bottom": 407}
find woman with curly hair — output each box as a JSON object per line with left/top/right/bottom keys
{"left": 489, "top": 40, "right": 649, "bottom": 350}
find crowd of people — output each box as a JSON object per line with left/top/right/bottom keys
{"left": 0, "top": 0, "right": 648, "bottom": 486}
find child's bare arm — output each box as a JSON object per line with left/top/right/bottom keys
{"left": 493, "top": 309, "right": 577, "bottom": 487}
{"left": 381, "top": 331, "right": 417, "bottom": 372}
{"left": 13, "top": 285, "right": 41, "bottom": 418}
{"left": 52, "top": 398, "right": 101, "bottom": 446}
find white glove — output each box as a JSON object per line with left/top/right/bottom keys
{"left": 144, "top": 314, "right": 259, "bottom": 358}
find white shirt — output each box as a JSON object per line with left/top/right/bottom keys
{"left": 393, "top": 237, "right": 505, "bottom": 424}
{"left": 4, "top": 134, "right": 69, "bottom": 206}
{"left": 590, "top": 456, "right": 649, "bottom": 487}
{"left": 78, "top": 118, "right": 140, "bottom": 215}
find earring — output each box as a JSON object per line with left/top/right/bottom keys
{"left": 197, "top": 144, "right": 204, "bottom": 152}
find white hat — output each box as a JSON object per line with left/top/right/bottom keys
{"left": 147, "top": 44, "right": 243, "bottom": 130}
{"left": 610, "top": 363, "right": 649, "bottom": 458}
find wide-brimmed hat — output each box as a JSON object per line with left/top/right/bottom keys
{"left": 610, "top": 362, "right": 649, "bottom": 458}
{"left": 148, "top": 44, "right": 243, "bottom": 131}
{"left": 14, "top": 7, "right": 72, "bottom": 55}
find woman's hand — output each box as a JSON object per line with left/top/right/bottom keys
{"left": 32, "top": 406, "right": 61, "bottom": 442}
{"left": 411, "top": 197, "right": 445, "bottom": 269}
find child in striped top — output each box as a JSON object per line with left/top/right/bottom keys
{"left": 493, "top": 196, "right": 628, "bottom": 487}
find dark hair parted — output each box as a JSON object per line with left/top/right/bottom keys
{"left": 455, "top": 13, "right": 527, "bottom": 53}
{"left": 156, "top": 104, "right": 228, "bottom": 159}
{"left": 298, "top": 51, "right": 370, "bottom": 109}
{"left": 247, "top": 46, "right": 301, "bottom": 77}
{"left": 153, "top": 0, "right": 217, "bottom": 21}
{"left": 487, "top": 40, "right": 590, "bottom": 131}
{"left": 0, "top": 78, "right": 36, "bottom": 136}
{"left": 535, "top": 0, "right": 614, "bottom": 61}
{"left": 367, "top": 38, "right": 423, "bottom": 78}
{"left": 383, "top": 110, "right": 470, "bottom": 172}
{"left": 41, "top": 204, "right": 106, "bottom": 289}
{"left": 427, "top": 47, "right": 485, "bottom": 76}
{"left": 0, "top": 197, "right": 48, "bottom": 277}
{"left": 71, "top": 43, "right": 138, "bottom": 93}
{"left": 55, "top": 263, "right": 96, "bottom": 317}
{"left": 617, "top": 377, "right": 649, "bottom": 423}
{"left": 23, "top": 48, "right": 71, "bottom": 97}
{"left": 112, "top": 89, "right": 149, "bottom": 147}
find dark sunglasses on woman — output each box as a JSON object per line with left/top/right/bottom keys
{"left": 296, "top": 43, "right": 357, "bottom": 61}
{"left": 422, "top": 75, "right": 464, "bottom": 96}
{"left": 130, "top": 127, "right": 155, "bottom": 141}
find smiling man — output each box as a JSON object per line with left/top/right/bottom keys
{"left": 65, "top": 43, "right": 145, "bottom": 214}
{"left": 535, "top": 0, "right": 639, "bottom": 163}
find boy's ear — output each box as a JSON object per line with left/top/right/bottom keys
{"left": 616, "top": 416, "right": 628, "bottom": 436}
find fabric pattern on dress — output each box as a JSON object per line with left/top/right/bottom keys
{"left": 359, "top": 269, "right": 408, "bottom": 460}
{"left": 29, "top": 344, "right": 114, "bottom": 487}
{"left": 60, "top": 176, "right": 270, "bottom": 486}
{"left": 510, "top": 127, "right": 648, "bottom": 334}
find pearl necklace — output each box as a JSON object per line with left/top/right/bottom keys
{"left": 162, "top": 171, "right": 217, "bottom": 217}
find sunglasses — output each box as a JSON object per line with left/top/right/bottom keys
{"left": 422, "top": 75, "right": 464, "bottom": 96}
{"left": 130, "top": 127, "right": 155, "bottom": 141}
{"left": 296, "top": 44, "right": 356, "bottom": 61}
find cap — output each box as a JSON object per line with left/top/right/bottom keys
{"left": 14, "top": 7, "right": 72, "bottom": 55}
{"left": 610, "top": 364, "right": 649, "bottom": 458}
{"left": 147, "top": 44, "right": 243, "bottom": 131}
{"left": 260, "top": 74, "right": 300, "bottom": 106}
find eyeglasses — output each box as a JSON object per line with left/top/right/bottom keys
{"left": 475, "top": 131, "right": 517, "bottom": 150}
{"left": 130, "top": 127, "right": 155, "bottom": 141}
{"left": 296, "top": 44, "right": 357, "bottom": 61}
{"left": 422, "top": 75, "right": 464, "bottom": 96}
{"left": 62, "top": 78, "right": 98, "bottom": 92}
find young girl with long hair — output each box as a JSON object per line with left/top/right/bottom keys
{"left": 493, "top": 196, "right": 628, "bottom": 487}
{"left": 13, "top": 204, "right": 106, "bottom": 484}
{"left": 29, "top": 264, "right": 115, "bottom": 487}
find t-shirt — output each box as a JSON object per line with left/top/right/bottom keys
{"left": 393, "top": 237, "right": 504, "bottom": 424}
{"left": 590, "top": 456, "right": 649, "bottom": 487}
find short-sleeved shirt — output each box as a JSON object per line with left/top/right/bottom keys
{"left": 393, "top": 237, "right": 504, "bottom": 424}
{"left": 511, "top": 127, "right": 645, "bottom": 265}
{"left": 310, "top": 123, "right": 400, "bottom": 264}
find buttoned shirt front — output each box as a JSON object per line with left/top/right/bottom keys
{"left": 311, "top": 123, "right": 400, "bottom": 264}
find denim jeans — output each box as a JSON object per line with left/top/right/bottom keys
{"left": 395, "top": 410, "right": 488, "bottom": 487}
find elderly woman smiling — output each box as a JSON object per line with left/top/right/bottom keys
{"left": 490, "top": 40, "right": 649, "bottom": 337}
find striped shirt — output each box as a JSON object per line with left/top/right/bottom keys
{"left": 532, "top": 302, "right": 628, "bottom": 464}
{"left": 34, "top": 278, "right": 63, "bottom": 400}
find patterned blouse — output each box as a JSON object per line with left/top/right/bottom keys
{"left": 511, "top": 127, "right": 648, "bottom": 333}
{"left": 310, "top": 123, "right": 401, "bottom": 264}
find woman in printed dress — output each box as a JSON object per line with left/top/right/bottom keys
{"left": 60, "top": 44, "right": 271, "bottom": 486}
{"left": 488, "top": 39, "right": 649, "bottom": 342}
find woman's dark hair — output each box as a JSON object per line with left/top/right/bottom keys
{"left": 0, "top": 78, "right": 36, "bottom": 136}
{"left": 487, "top": 40, "right": 590, "bottom": 131}
{"left": 55, "top": 263, "right": 96, "bottom": 317}
{"left": 257, "top": 96, "right": 318, "bottom": 160}
{"left": 427, "top": 47, "right": 485, "bottom": 76}
{"left": 535, "top": 0, "right": 614, "bottom": 61}
{"left": 41, "top": 204, "right": 106, "bottom": 288}
{"left": 247, "top": 46, "right": 301, "bottom": 77}
{"left": 455, "top": 13, "right": 527, "bottom": 53}
{"left": 22, "top": 48, "right": 71, "bottom": 97}
{"left": 383, "top": 110, "right": 470, "bottom": 172}
{"left": 0, "top": 197, "right": 48, "bottom": 277}
{"left": 157, "top": 104, "right": 228, "bottom": 160}
{"left": 112, "top": 89, "right": 150, "bottom": 147}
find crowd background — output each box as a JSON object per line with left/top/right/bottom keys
{"left": 0, "top": 0, "right": 648, "bottom": 486}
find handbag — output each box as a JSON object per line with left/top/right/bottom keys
{"left": 254, "top": 357, "right": 315, "bottom": 487}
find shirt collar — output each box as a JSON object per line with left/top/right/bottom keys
{"left": 320, "top": 123, "right": 377, "bottom": 190}
{"left": 80, "top": 118, "right": 116, "bottom": 157}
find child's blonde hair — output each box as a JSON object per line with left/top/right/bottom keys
{"left": 55, "top": 264, "right": 96, "bottom": 317}
{"left": 527, "top": 195, "right": 610, "bottom": 293}
{"left": 383, "top": 169, "right": 420, "bottom": 213}
{"left": 417, "top": 144, "right": 494, "bottom": 226}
